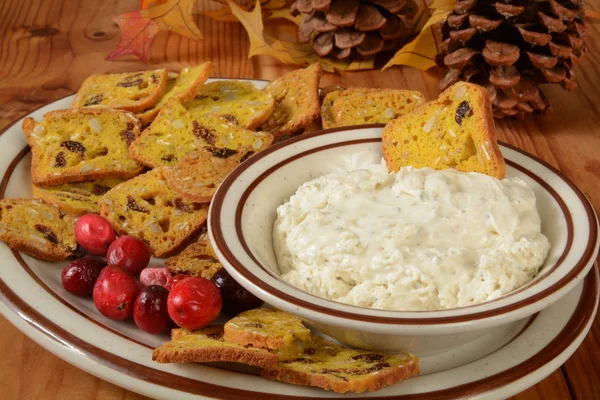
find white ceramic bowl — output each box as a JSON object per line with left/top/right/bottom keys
{"left": 209, "top": 125, "right": 599, "bottom": 354}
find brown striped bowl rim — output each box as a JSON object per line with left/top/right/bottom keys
{"left": 210, "top": 124, "right": 599, "bottom": 325}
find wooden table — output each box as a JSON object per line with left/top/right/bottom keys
{"left": 0, "top": 0, "right": 598, "bottom": 399}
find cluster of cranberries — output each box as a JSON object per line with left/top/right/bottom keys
{"left": 62, "top": 214, "right": 261, "bottom": 334}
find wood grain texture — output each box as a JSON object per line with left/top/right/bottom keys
{"left": 0, "top": 0, "right": 598, "bottom": 399}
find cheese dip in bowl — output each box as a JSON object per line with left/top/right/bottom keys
{"left": 209, "top": 126, "right": 599, "bottom": 354}
{"left": 273, "top": 164, "right": 551, "bottom": 311}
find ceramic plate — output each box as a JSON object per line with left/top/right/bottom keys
{"left": 0, "top": 81, "right": 598, "bottom": 400}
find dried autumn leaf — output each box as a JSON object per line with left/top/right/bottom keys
{"left": 382, "top": 7, "right": 449, "bottom": 71}
{"left": 229, "top": 0, "right": 372, "bottom": 71}
{"left": 146, "top": 0, "right": 203, "bottom": 40}
{"left": 268, "top": 8, "right": 304, "bottom": 25}
{"left": 203, "top": 0, "right": 287, "bottom": 22}
{"left": 107, "top": 0, "right": 202, "bottom": 63}
{"left": 106, "top": 10, "right": 161, "bottom": 63}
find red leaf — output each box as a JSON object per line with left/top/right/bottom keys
{"left": 106, "top": 10, "right": 160, "bottom": 63}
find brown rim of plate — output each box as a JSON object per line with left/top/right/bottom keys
{"left": 210, "top": 124, "right": 599, "bottom": 325}
{"left": 0, "top": 94, "right": 597, "bottom": 399}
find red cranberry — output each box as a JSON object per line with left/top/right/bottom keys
{"left": 93, "top": 265, "right": 141, "bottom": 320}
{"left": 166, "top": 274, "right": 190, "bottom": 291}
{"left": 134, "top": 285, "right": 171, "bottom": 334}
{"left": 74, "top": 214, "right": 116, "bottom": 255}
{"left": 106, "top": 236, "right": 151, "bottom": 276}
{"left": 61, "top": 258, "right": 107, "bottom": 296}
{"left": 140, "top": 267, "right": 172, "bottom": 289}
{"left": 167, "top": 277, "right": 222, "bottom": 330}
{"left": 212, "top": 269, "right": 263, "bottom": 315}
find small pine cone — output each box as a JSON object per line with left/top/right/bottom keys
{"left": 437, "top": 0, "right": 587, "bottom": 119}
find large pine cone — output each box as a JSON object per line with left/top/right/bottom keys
{"left": 437, "top": 0, "right": 587, "bottom": 119}
{"left": 291, "top": 0, "right": 418, "bottom": 60}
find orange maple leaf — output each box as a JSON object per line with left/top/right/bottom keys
{"left": 107, "top": 0, "right": 202, "bottom": 63}
{"left": 106, "top": 10, "right": 161, "bottom": 63}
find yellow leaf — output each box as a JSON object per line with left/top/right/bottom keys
{"left": 267, "top": 8, "right": 304, "bottom": 25}
{"left": 383, "top": 8, "right": 449, "bottom": 71}
{"left": 229, "top": 0, "right": 373, "bottom": 71}
{"left": 428, "top": 0, "right": 456, "bottom": 11}
{"left": 142, "top": 0, "right": 203, "bottom": 40}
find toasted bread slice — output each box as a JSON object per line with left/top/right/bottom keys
{"left": 332, "top": 88, "right": 425, "bottom": 126}
{"left": 137, "top": 63, "right": 212, "bottom": 125}
{"left": 129, "top": 99, "right": 273, "bottom": 168}
{"left": 152, "top": 325, "right": 279, "bottom": 368}
{"left": 166, "top": 147, "right": 253, "bottom": 203}
{"left": 32, "top": 178, "right": 124, "bottom": 215}
{"left": 383, "top": 82, "right": 506, "bottom": 179}
{"left": 260, "top": 64, "right": 322, "bottom": 140}
{"left": 224, "top": 308, "right": 310, "bottom": 351}
{"left": 98, "top": 168, "right": 208, "bottom": 257}
{"left": 164, "top": 236, "right": 223, "bottom": 279}
{"left": 72, "top": 68, "right": 168, "bottom": 113}
{"left": 184, "top": 81, "right": 275, "bottom": 129}
{"left": 261, "top": 336, "right": 420, "bottom": 394}
{"left": 0, "top": 199, "right": 84, "bottom": 261}
{"left": 321, "top": 87, "right": 371, "bottom": 129}
{"left": 22, "top": 108, "right": 144, "bottom": 187}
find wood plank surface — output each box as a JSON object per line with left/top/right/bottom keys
{"left": 0, "top": 0, "right": 598, "bottom": 399}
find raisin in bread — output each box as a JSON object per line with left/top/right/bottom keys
{"left": 383, "top": 82, "right": 506, "bottom": 179}
{"left": 0, "top": 199, "right": 84, "bottom": 261}
{"left": 22, "top": 108, "right": 144, "bottom": 186}
{"left": 164, "top": 236, "right": 223, "bottom": 279}
{"left": 332, "top": 88, "right": 425, "bottom": 127}
{"left": 260, "top": 64, "right": 322, "bottom": 140}
{"left": 261, "top": 336, "right": 419, "bottom": 394}
{"left": 129, "top": 100, "right": 273, "bottom": 168}
{"left": 184, "top": 81, "right": 275, "bottom": 129}
{"left": 137, "top": 63, "right": 212, "bottom": 125}
{"left": 98, "top": 168, "right": 208, "bottom": 257}
{"left": 166, "top": 147, "right": 253, "bottom": 203}
{"left": 72, "top": 69, "right": 168, "bottom": 113}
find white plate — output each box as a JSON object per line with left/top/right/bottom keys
{"left": 0, "top": 82, "right": 598, "bottom": 399}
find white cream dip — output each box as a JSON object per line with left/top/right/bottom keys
{"left": 273, "top": 164, "right": 550, "bottom": 311}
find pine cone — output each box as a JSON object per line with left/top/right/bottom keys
{"left": 436, "top": 0, "right": 587, "bottom": 119}
{"left": 291, "top": 0, "right": 417, "bottom": 61}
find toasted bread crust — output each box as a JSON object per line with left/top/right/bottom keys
{"left": 166, "top": 147, "right": 253, "bottom": 203}
{"left": 261, "top": 356, "right": 419, "bottom": 394}
{"left": 98, "top": 168, "right": 208, "bottom": 257}
{"left": 383, "top": 82, "right": 505, "bottom": 179}
{"left": 164, "top": 237, "right": 223, "bottom": 279}
{"left": 23, "top": 108, "right": 144, "bottom": 187}
{"left": 0, "top": 199, "right": 81, "bottom": 261}
{"left": 261, "top": 64, "right": 322, "bottom": 139}
{"left": 224, "top": 308, "right": 310, "bottom": 350}
{"left": 152, "top": 326, "right": 279, "bottom": 369}
{"left": 137, "top": 62, "right": 212, "bottom": 126}
{"left": 72, "top": 68, "right": 168, "bottom": 113}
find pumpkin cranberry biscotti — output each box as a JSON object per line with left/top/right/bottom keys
{"left": 0, "top": 199, "right": 84, "bottom": 261}
{"left": 321, "top": 87, "right": 426, "bottom": 129}
{"left": 383, "top": 82, "right": 506, "bottom": 179}
{"left": 98, "top": 168, "right": 208, "bottom": 258}
{"left": 259, "top": 63, "right": 322, "bottom": 140}
{"left": 22, "top": 108, "right": 144, "bottom": 187}
{"left": 72, "top": 68, "right": 168, "bottom": 113}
